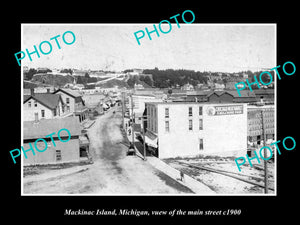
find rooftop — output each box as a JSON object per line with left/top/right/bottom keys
{"left": 54, "top": 88, "right": 82, "bottom": 98}
{"left": 23, "top": 117, "right": 81, "bottom": 140}
{"left": 253, "top": 89, "right": 275, "bottom": 94}
{"left": 207, "top": 90, "right": 256, "bottom": 98}
{"left": 24, "top": 93, "right": 62, "bottom": 109}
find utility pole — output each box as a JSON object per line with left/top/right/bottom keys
{"left": 142, "top": 116, "right": 147, "bottom": 161}
{"left": 121, "top": 92, "right": 125, "bottom": 129}
{"left": 131, "top": 94, "right": 136, "bottom": 154}
{"left": 260, "top": 109, "right": 268, "bottom": 194}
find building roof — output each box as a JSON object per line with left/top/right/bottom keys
{"left": 23, "top": 93, "right": 63, "bottom": 110}
{"left": 23, "top": 117, "right": 81, "bottom": 140}
{"left": 226, "top": 90, "right": 256, "bottom": 98}
{"left": 186, "top": 90, "right": 212, "bottom": 96}
{"left": 53, "top": 88, "right": 82, "bottom": 98}
{"left": 253, "top": 89, "right": 275, "bottom": 95}
{"left": 207, "top": 90, "right": 256, "bottom": 98}
{"left": 53, "top": 88, "right": 84, "bottom": 104}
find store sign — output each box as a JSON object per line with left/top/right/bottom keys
{"left": 206, "top": 105, "right": 243, "bottom": 116}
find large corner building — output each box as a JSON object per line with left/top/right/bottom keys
{"left": 145, "top": 102, "right": 247, "bottom": 158}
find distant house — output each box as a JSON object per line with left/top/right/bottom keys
{"left": 23, "top": 117, "right": 82, "bottom": 165}
{"left": 243, "top": 73, "right": 249, "bottom": 79}
{"left": 181, "top": 83, "right": 194, "bottom": 91}
{"left": 82, "top": 93, "right": 106, "bottom": 117}
{"left": 30, "top": 87, "right": 54, "bottom": 94}
{"left": 214, "top": 80, "right": 225, "bottom": 90}
{"left": 73, "top": 84, "right": 85, "bottom": 90}
{"left": 253, "top": 89, "right": 275, "bottom": 104}
{"left": 53, "top": 88, "right": 88, "bottom": 123}
{"left": 134, "top": 83, "right": 144, "bottom": 90}
{"left": 23, "top": 89, "right": 66, "bottom": 121}
{"left": 72, "top": 69, "right": 89, "bottom": 76}
{"left": 128, "top": 69, "right": 143, "bottom": 76}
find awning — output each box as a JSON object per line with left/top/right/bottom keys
{"left": 145, "top": 131, "right": 158, "bottom": 148}
{"left": 79, "top": 135, "right": 90, "bottom": 146}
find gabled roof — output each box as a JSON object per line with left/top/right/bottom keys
{"left": 23, "top": 93, "right": 63, "bottom": 110}
{"left": 53, "top": 88, "right": 84, "bottom": 104}
{"left": 53, "top": 88, "right": 82, "bottom": 98}
{"left": 207, "top": 90, "right": 256, "bottom": 98}
{"left": 23, "top": 117, "right": 81, "bottom": 140}
{"left": 206, "top": 90, "right": 226, "bottom": 97}
{"left": 226, "top": 90, "right": 256, "bottom": 98}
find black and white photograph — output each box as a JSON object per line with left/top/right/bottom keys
{"left": 20, "top": 24, "right": 276, "bottom": 195}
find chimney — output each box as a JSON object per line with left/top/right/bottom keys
{"left": 30, "top": 88, "right": 35, "bottom": 96}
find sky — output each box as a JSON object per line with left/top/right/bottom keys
{"left": 21, "top": 24, "right": 276, "bottom": 72}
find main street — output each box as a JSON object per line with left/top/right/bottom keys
{"left": 23, "top": 105, "right": 193, "bottom": 194}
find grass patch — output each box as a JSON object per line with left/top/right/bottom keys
{"left": 23, "top": 160, "right": 91, "bottom": 177}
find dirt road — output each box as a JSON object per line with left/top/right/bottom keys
{"left": 23, "top": 106, "right": 193, "bottom": 194}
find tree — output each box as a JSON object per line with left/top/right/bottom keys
{"left": 127, "top": 77, "right": 135, "bottom": 88}
{"left": 84, "top": 73, "right": 90, "bottom": 78}
{"left": 142, "top": 76, "right": 153, "bottom": 86}
{"left": 24, "top": 68, "right": 37, "bottom": 80}
{"left": 76, "top": 76, "right": 84, "bottom": 84}
{"left": 123, "top": 69, "right": 133, "bottom": 73}
{"left": 60, "top": 68, "right": 73, "bottom": 75}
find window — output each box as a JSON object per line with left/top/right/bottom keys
{"left": 199, "top": 119, "right": 203, "bottom": 130}
{"left": 53, "top": 108, "right": 57, "bottom": 117}
{"left": 34, "top": 100, "right": 37, "bottom": 107}
{"left": 199, "top": 106, "right": 203, "bottom": 116}
{"left": 67, "top": 105, "right": 70, "bottom": 111}
{"left": 56, "top": 150, "right": 62, "bottom": 161}
{"left": 34, "top": 112, "right": 38, "bottom": 121}
{"left": 188, "top": 107, "right": 193, "bottom": 116}
{"left": 66, "top": 97, "right": 70, "bottom": 104}
{"left": 165, "top": 108, "right": 169, "bottom": 118}
{"left": 199, "top": 139, "right": 203, "bottom": 150}
{"left": 165, "top": 121, "right": 170, "bottom": 132}
{"left": 189, "top": 119, "right": 193, "bottom": 130}
{"left": 28, "top": 101, "right": 31, "bottom": 108}
{"left": 41, "top": 110, "right": 45, "bottom": 118}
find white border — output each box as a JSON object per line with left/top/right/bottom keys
{"left": 21, "top": 23, "right": 277, "bottom": 196}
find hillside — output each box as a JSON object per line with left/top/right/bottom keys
{"left": 95, "top": 78, "right": 130, "bottom": 89}
{"left": 31, "top": 73, "right": 74, "bottom": 87}
{"left": 143, "top": 68, "right": 274, "bottom": 88}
